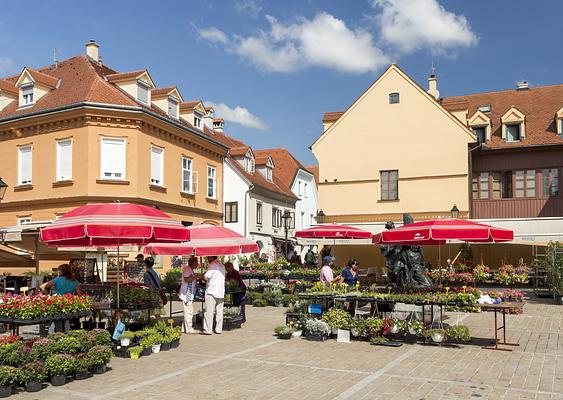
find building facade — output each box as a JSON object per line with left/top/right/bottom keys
{"left": 0, "top": 41, "right": 227, "bottom": 272}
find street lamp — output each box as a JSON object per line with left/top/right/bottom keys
{"left": 450, "top": 204, "right": 460, "bottom": 219}
{"left": 0, "top": 178, "right": 7, "bottom": 201}
{"left": 281, "top": 211, "right": 292, "bottom": 259}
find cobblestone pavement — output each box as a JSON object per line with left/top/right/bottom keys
{"left": 16, "top": 292, "right": 563, "bottom": 400}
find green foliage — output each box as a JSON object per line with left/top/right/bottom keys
{"left": 350, "top": 318, "right": 368, "bottom": 336}
{"left": 45, "top": 354, "right": 76, "bottom": 376}
{"left": 321, "top": 308, "right": 352, "bottom": 329}
{"left": 365, "top": 318, "right": 384, "bottom": 338}
{"left": 73, "top": 353, "right": 94, "bottom": 372}
{"left": 274, "top": 325, "right": 290, "bottom": 335}
{"left": 252, "top": 299, "right": 268, "bottom": 307}
{"left": 305, "top": 319, "right": 330, "bottom": 335}
{"left": 119, "top": 331, "right": 136, "bottom": 340}
{"left": 128, "top": 346, "right": 143, "bottom": 358}
{"left": 112, "top": 285, "right": 160, "bottom": 305}
{"left": 164, "top": 326, "right": 181, "bottom": 342}
{"left": 55, "top": 336, "right": 83, "bottom": 354}
{"left": 369, "top": 336, "right": 389, "bottom": 345}
{"left": 66, "top": 330, "right": 95, "bottom": 351}
{"left": 87, "top": 345, "right": 112, "bottom": 367}
{"left": 140, "top": 333, "right": 164, "bottom": 348}
{"left": 0, "top": 365, "right": 19, "bottom": 387}
{"left": 89, "top": 329, "right": 111, "bottom": 346}
{"left": 19, "top": 361, "right": 46, "bottom": 384}
{"left": 446, "top": 325, "right": 471, "bottom": 342}
{"left": 162, "top": 267, "right": 182, "bottom": 291}
{"left": 543, "top": 242, "right": 563, "bottom": 295}
{"left": 224, "top": 307, "right": 241, "bottom": 318}
{"left": 30, "top": 338, "right": 56, "bottom": 360}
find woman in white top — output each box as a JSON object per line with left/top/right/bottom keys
{"left": 179, "top": 256, "right": 198, "bottom": 334}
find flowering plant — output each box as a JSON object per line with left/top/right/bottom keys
{"left": 30, "top": 338, "right": 56, "bottom": 360}
{"left": 87, "top": 345, "right": 112, "bottom": 367}
{"left": 382, "top": 317, "right": 399, "bottom": 334}
{"left": 502, "top": 289, "right": 524, "bottom": 302}
{"left": 19, "top": 361, "right": 46, "bottom": 385}
{"left": 473, "top": 265, "right": 491, "bottom": 282}
{"left": 305, "top": 319, "right": 330, "bottom": 335}
{"left": 0, "top": 294, "right": 91, "bottom": 320}
{"left": 45, "top": 354, "right": 76, "bottom": 376}
{"left": 0, "top": 365, "right": 19, "bottom": 387}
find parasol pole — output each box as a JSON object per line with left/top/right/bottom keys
{"left": 117, "top": 239, "right": 120, "bottom": 309}
{"left": 439, "top": 244, "right": 442, "bottom": 287}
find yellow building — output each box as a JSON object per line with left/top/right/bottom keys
{"left": 0, "top": 41, "right": 227, "bottom": 273}
{"left": 311, "top": 64, "right": 475, "bottom": 272}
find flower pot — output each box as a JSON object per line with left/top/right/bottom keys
{"left": 141, "top": 347, "right": 152, "bottom": 357}
{"left": 389, "top": 325, "right": 400, "bottom": 334}
{"left": 120, "top": 338, "right": 131, "bottom": 347}
{"left": 431, "top": 332, "right": 445, "bottom": 343}
{"left": 307, "top": 333, "right": 326, "bottom": 342}
{"left": 75, "top": 371, "right": 90, "bottom": 380}
{"left": 92, "top": 364, "right": 107, "bottom": 375}
{"left": 51, "top": 374, "right": 66, "bottom": 386}
{"left": 170, "top": 340, "right": 180, "bottom": 348}
{"left": 151, "top": 344, "right": 161, "bottom": 353}
{"left": 160, "top": 342, "right": 171, "bottom": 351}
{"left": 331, "top": 328, "right": 338, "bottom": 336}
{"left": 350, "top": 328, "right": 360, "bottom": 337}
{"left": 408, "top": 327, "right": 417, "bottom": 335}
{"left": 278, "top": 332, "right": 292, "bottom": 340}
{"left": 292, "top": 330, "right": 302, "bottom": 337}
{"left": 25, "top": 381, "right": 42, "bottom": 392}
{"left": 0, "top": 386, "right": 11, "bottom": 398}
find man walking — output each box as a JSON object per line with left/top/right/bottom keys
{"left": 202, "top": 256, "right": 226, "bottom": 335}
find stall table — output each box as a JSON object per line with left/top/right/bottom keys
{"left": 477, "top": 302, "right": 524, "bottom": 351}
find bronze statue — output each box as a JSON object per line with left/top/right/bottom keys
{"left": 380, "top": 216, "right": 434, "bottom": 289}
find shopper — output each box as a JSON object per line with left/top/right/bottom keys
{"left": 320, "top": 256, "right": 341, "bottom": 285}
{"left": 202, "top": 256, "right": 226, "bottom": 334}
{"left": 143, "top": 257, "right": 161, "bottom": 289}
{"left": 304, "top": 249, "right": 316, "bottom": 267}
{"left": 341, "top": 259, "right": 360, "bottom": 287}
{"left": 225, "top": 261, "right": 247, "bottom": 323}
{"left": 179, "top": 256, "right": 198, "bottom": 334}
{"left": 127, "top": 254, "right": 145, "bottom": 283}
{"left": 40, "top": 264, "right": 83, "bottom": 295}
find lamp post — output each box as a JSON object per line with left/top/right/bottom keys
{"left": 0, "top": 178, "right": 7, "bottom": 201}
{"left": 281, "top": 211, "right": 292, "bottom": 259}
{"left": 450, "top": 204, "right": 460, "bottom": 219}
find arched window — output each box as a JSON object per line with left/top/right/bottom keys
{"left": 389, "top": 92, "right": 400, "bottom": 104}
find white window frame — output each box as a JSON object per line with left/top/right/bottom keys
{"left": 207, "top": 165, "right": 217, "bottom": 199}
{"left": 168, "top": 96, "right": 179, "bottom": 118}
{"left": 100, "top": 137, "right": 126, "bottom": 180}
{"left": 505, "top": 123, "right": 521, "bottom": 142}
{"left": 194, "top": 112, "right": 202, "bottom": 129}
{"left": 266, "top": 167, "right": 273, "bottom": 182}
{"left": 137, "top": 80, "right": 150, "bottom": 104}
{"left": 256, "top": 202, "right": 263, "bottom": 225}
{"left": 17, "top": 217, "right": 32, "bottom": 226}
{"left": 182, "top": 156, "right": 196, "bottom": 194}
{"left": 298, "top": 181, "right": 302, "bottom": 196}
{"left": 304, "top": 182, "right": 309, "bottom": 198}
{"left": 56, "top": 139, "right": 73, "bottom": 182}
{"left": 150, "top": 145, "right": 164, "bottom": 186}
{"left": 18, "top": 145, "right": 32, "bottom": 185}
{"left": 21, "top": 83, "right": 34, "bottom": 106}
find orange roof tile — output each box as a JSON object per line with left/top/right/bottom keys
{"left": 151, "top": 86, "right": 177, "bottom": 96}
{"left": 229, "top": 146, "right": 250, "bottom": 157}
{"left": 306, "top": 165, "right": 319, "bottom": 184}
{"left": 106, "top": 70, "right": 146, "bottom": 82}
{"left": 179, "top": 101, "right": 202, "bottom": 111}
{"left": 442, "top": 84, "right": 563, "bottom": 149}
{"left": 322, "top": 111, "right": 344, "bottom": 123}
{"left": 0, "top": 80, "right": 18, "bottom": 96}
{"left": 255, "top": 148, "right": 310, "bottom": 190}
{"left": 26, "top": 68, "right": 59, "bottom": 89}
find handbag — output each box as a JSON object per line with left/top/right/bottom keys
{"left": 194, "top": 282, "right": 206, "bottom": 302}
{"left": 147, "top": 270, "right": 168, "bottom": 306}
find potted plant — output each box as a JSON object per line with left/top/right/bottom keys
{"left": 446, "top": 325, "right": 471, "bottom": 342}
{"left": 20, "top": 361, "right": 46, "bottom": 393}
{"left": 160, "top": 334, "right": 173, "bottom": 351}
{"left": 305, "top": 319, "right": 330, "bottom": 341}
{"left": 87, "top": 345, "right": 112, "bottom": 374}
{"left": 141, "top": 333, "right": 163, "bottom": 353}
{"left": 45, "top": 354, "right": 75, "bottom": 386}
{"left": 382, "top": 317, "right": 400, "bottom": 335}
{"left": 407, "top": 320, "right": 425, "bottom": 336}
{"left": 274, "top": 325, "right": 294, "bottom": 339}
{"left": 290, "top": 320, "right": 302, "bottom": 337}
{"left": 321, "top": 308, "right": 352, "bottom": 337}
{"left": 165, "top": 327, "right": 182, "bottom": 348}
{"left": 73, "top": 353, "right": 93, "bottom": 380}
{"left": 428, "top": 328, "right": 447, "bottom": 343}
{"left": 119, "top": 331, "right": 135, "bottom": 347}
{"left": 89, "top": 329, "right": 112, "bottom": 346}
{"left": 364, "top": 318, "right": 383, "bottom": 339}
{"left": 369, "top": 336, "right": 389, "bottom": 346}
{"left": 350, "top": 318, "right": 367, "bottom": 338}
{"left": 128, "top": 346, "right": 143, "bottom": 359}
{"left": 0, "top": 366, "right": 18, "bottom": 398}
{"left": 55, "top": 336, "right": 83, "bottom": 354}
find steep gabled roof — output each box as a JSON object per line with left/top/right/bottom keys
{"left": 255, "top": 148, "right": 311, "bottom": 189}
{"left": 106, "top": 70, "right": 147, "bottom": 82}
{"left": 442, "top": 84, "right": 563, "bottom": 149}
{"left": 17, "top": 67, "right": 59, "bottom": 89}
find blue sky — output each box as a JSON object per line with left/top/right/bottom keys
{"left": 1, "top": 0, "right": 562, "bottom": 165}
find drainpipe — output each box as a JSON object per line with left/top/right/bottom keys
{"left": 245, "top": 185, "right": 254, "bottom": 238}
{"left": 468, "top": 143, "right": 483, "bottom": 219}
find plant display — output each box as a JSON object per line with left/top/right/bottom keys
{"left": 30, "top": 338, "right": 56, "bottom": 360}
{"left": 120, "top": 331, "right": 136, "bottom": 340}
{"left": 87, "top": 345, "right": 113, "bottom": 367}
{"left": 502, "top": 289, "right": 524, "bottom": 302}
{"left": 74, "top": 353, "right": 94, "bottom": 372}
{"left": 446, "top": 325, "right": 471, "bottom": 342}
{"left": 305, "top": 319, "right": 330, "bottom": 336}
{"left": 128, "top": 346, "right": 143, "bottom": 359}
{"left": 321, "top": 308, "right": 352, "bottom": 329}
{"left": 406, "top": 320, "right": 425, "bottom": 335}
{"left": 274, "top": 325, "right": 294, "bottom": 338}
{"left": 66, "top": 330, "right": 95, "bottom": 352}
{"left": 19, "top": 361, "right": 46, "bottom": 385}
{"left": 428, "top": 329, "right": 447, "bottom": 343}
{"left": 350, "top": 318, "right": 368, "bottom": 337}
{"left": 369, "top": 336, "right": 389, "bottom": 345}
{"left": 89, "top": 329, "right": 111, "bottom": 346}
{"left": 0, "top": 336, "right": 18, "bottom": 346}
{"left": 0, "top": 366, "right": 19, "bottom": 387}
{"left": 473, "top": 264, "right": 491, "bottom": 282}
{"left": 112, "top": 285, "right": 160, "bottom": 306}
{"left": 45, "top": 354, "right": 76, "bottom": 376}
{"left": 0, "top": 294, "right": 92, "bottom": 320}
{"left": 55, "top": 336, "right": 83, "bottom": 354}
{"left": 543, "top": 243, "right": 563, "bottom": 296}
{"left": 364, "top": 318, "right": 384, "bottom": 338}
{"left": 161, "top": 267, "right": 182, "bottom": 291}
{"left": 382, "top": 317, "right": 400, "bottom": 334}
{"left": 224, "top": 307, "right": 241, "bottom": 318}
{"left": 0, "top": 342, "right": 28, "bottom": 366}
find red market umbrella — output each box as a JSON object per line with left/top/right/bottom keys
{"left": 372, "top": 218, "right": 513, "bottom": 245}
{"left": 40, "top": 202, "right": 189, "bottom": 306}
{"left": 296, "top": 224, "right": 372, "bottom": 239}
{"left": 144, "top": 224, "right": 259, "bottom": 256}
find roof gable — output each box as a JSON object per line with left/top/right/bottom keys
{"left": 15, "top": 67, "right": 58, "bottom": 89}
{"left": 468, "top": 110, "right": 490, "bottom": 126}
{"left": 151, "top": 86, "right": 183, "bottom": 101}
{"left": 106, "top": 70, "right": 155, "bottom": 87}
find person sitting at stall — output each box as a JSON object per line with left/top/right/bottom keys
{"left": 202, "top": 256, "right": 226, "bottom": 335}
{"left": 341, "top": 259, "right": 360, "bottom": 287}
{"left": 143, "top": 257, "right": 161, "bottom": 289}
{"left": 40, "top": 263, "right": 83, "bottom": 295}
{"left": 224, "top": 261, "right": 247, "bottom": 323}
{"left": 320, "top": 256, "right": 341, "bottom": 285}
{"left": 127, "top": 254, "right": 145, "bottom": 283}
{"left": 179, "top": 256, "right": 198, "bottom": 334}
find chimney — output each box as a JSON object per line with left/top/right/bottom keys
{"left": 85, "top": 39, "right": 100, "bottom": 61}
{"left": 427, "top": 74, "right": 439, "bottom": 99}
{"left": 213, "top": 118, "right": 224, "bottom": 133}
{"left": 203, "top": 107, "right": 214, "bottom": 129}
{"left": 517, "top": 81, "right": 529, "bottom": 91}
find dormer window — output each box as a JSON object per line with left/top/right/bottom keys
{"left": 557, "top": 107, "right": 563, "bottom": 136}
{"left": 472, "top": 127, "right": 486, "bottom": 144}
{"left": 266, "top": 167, "right": 273, "bottom": 182}
{"left": 194, "top": 113, "right": 202, "bottom": 128}
{"left": 501, "top": 107, "right": 525, "bottom": 142}
{"left": 506, "top": 124, "right": 521, "bottom": 142}
{"left": 137, "top": 80, "right": 149, "bottom": 104}
{"left": 168, "top": 97, "right": 178, "bottom": 118}
{"left": 21, "top": 84, "right": 34, "bottom": 105}
{"left": 468, "top": 111, "right": 491, "bottom": 144}
{"left": 245, "top": 157, "right": 255, "bottom": 173}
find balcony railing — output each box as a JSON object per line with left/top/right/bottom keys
{"left": 472, "top": 197, "right": 563, "bottom": 219}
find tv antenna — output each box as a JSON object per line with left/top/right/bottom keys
{"left": 53, "top": 48, "right": 60, "bottom": 68}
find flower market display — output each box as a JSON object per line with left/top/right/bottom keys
{"left": 113, "top": 320, "right": 181, "bottom": 357}
{"left": 0, "top": 328, "right": 112, "bottom": 395}
{"left": 0, "top": 294, "right": 92, "bottom": 324}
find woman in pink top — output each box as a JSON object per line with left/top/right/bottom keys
{"left": 320, "top": 256, "right": 341, "bottom": 285}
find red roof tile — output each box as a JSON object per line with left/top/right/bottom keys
{"left": 151, "top": 86, "right": 178, "bottom": 96}
{"left": 25, "top": 68, "right": 59, "bottom": 89}
{"left": 0, "top": 80, "right": 18, "bottom": 96}
{"left": 255, "top": 148, "right": 310, "bottom": 190}
{"left": 179, "top": 101, "right": 202, "bottom": 111}
{"left": 229, "top": 146, "right": 251, "bottom": 157}
{"left": 106, "top": 70, "right": 147, "bottom": 82}
{"left": 442, "top": 84, "right": 563, "bottom": 149}
{"left": 306, "top": 165, "right": 319, "bottom": 184}
{"left": 322, "top": 111, "right": 344, "bottom": 123}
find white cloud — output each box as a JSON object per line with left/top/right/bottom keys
{"left": 197, "top": 26, "right": 228, "bottom": 44}
{"left": 235, "top": 0, "right": 262, "bottom": 18}
{"left": 0, "top": 57, "right": 14, "bottom": 74}
{"left": 207, "top": 101, "right": 268, "bottom": 130}
{"left": 235, "top": 13, "right": 389, "bottom": 73}
{"left": 373, "top": 0, "right": 478, "bottom": 55}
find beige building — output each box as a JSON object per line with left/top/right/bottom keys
{"left": 0, "top": 41, "right": 227, "bottom": 273}
{"left": 312, "top": 64, "right": 476, "bottom": 272}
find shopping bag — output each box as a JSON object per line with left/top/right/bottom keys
{"left": 112, "top": 319, "right": 126, "bottom": 341}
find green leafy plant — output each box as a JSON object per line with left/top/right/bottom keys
{"left": 30, "top": 338, "right": 56, "bottom": 360}
{"left": 321, "top": 308, "right": 352, "bottom": 329}
{"left": 161, "top": 267, "right": 182, "bottom": 291}
{"left": 45, "top": 354, "right": 76, "bottom": 376}
{"left": 446, "top": 325, "right": 471, "bottom": 342}
{"left": 0, "top": 366, "right": 19, "bottom": 387}
{"left": 128, "top": 346, "right": 143, "bottom": 359}
{"left": 165, "top": 326, "right": 181, "bottom": 342}
{"left": 19, "top": 361, "right": 46, "bottom": 385}
{"left": 365, "top": 318, "right": 384, "bottom": 338}
{"left": 350, "top": 318, "right": 368, "bottom": 337}
{"left": 305, "top": 319, "right": 330, "bottom": 336}
{"left": 224, "top": 307, "right": 241, "bottom": 318}
{"left": 87, "top": 345, "right": 112, "bottom": 367}
{"left": 252, "top": 299, "right": 268, "bottom": 307}
{"left": 55, "top": 336, "right": 83, "bottom": 354}
{"left": 89, "top": 329, "right": 111, "bottom": 346}
{"left": 406, "top": 320, "right": 425, "bottom": 336}
{"left": 369, "top": 336, "right": 389, "bottom": 345}
{"left": 274, "top": 325, "right": 293, "bottom": 335}
{"left": 74, "top": 353, "right": 94, "bottom": 372}
{"left": 66, "top": 330, "right": 95, "bottom": 352}
{"left": 119, "top": 331, "right": 136, "bottom": 340}
{"left": 0, "top": 342, "right": 26, "bottom": 366}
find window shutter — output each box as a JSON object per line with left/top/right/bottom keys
{"left": 138, "top": 81, "right": 149, "bottom": 103}
{"left": 389, "top": 170, "right": 398, "bottom": 200}
{"left": 192, "top": 171, "right": 198, "bottom": 193}
{"left": 101, "top": 138, "right": 125, "bottom": 179}
{"left": 57, "top": 140, "right": 72, "bottom": 181}
{"left": 19, "top": 146, "right": 32, "bottom": 185}
{"left": 151, "top": 146, "right": 163, "bottom": 185}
